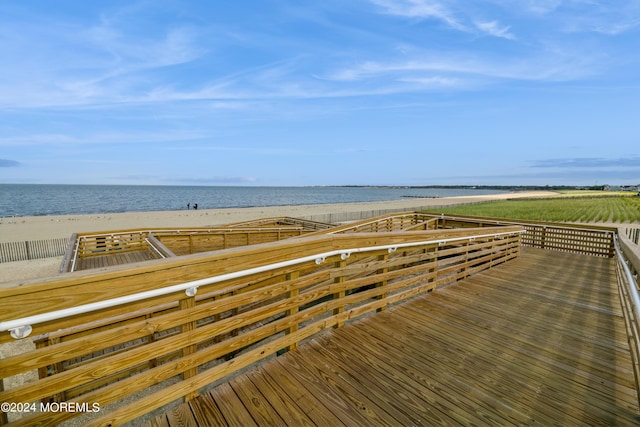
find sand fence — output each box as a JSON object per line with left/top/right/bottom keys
{"left": 0, "top": 237, "right": 70, "bottom": 263}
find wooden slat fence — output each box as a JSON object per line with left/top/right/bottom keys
{"left": 626, "top": 227, "right": 640, "bottom": 245}
{"left": 0, "top": 226, "right": 522, "bottom": 426}
{"left": 520, "top": 224, "right": 614, "bottom": 257}
{"left": 423, "top": 212, "right": 617, "bottom": 257}
{"left": 0, "top": 238, "right": 69, "bottom": 263}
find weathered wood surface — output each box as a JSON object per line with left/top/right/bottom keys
{"left": 147, "top": 248, "right": 640, "bottom": 427}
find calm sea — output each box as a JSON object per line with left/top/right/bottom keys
{"left": 0, "top": 184, "right": 507, "bottom": 218}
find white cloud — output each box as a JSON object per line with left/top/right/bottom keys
{"left": 324, "top": 46, "right": 599, "bottom": 87}
{"left": 368, "top": 0, "right": 465, "bottom": 30}
{"left": 475, "top": 20, "right": 515, "bottom": 39}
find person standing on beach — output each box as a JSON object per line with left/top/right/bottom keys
{"left": 187, "top": 203, "right": 190, "bottom": 210}
{"left": 194, "top": 203, "right": 198, "bottom": 210}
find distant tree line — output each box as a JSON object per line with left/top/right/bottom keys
{"left": 336, "top": 185, "right": 610, "bottom": 191}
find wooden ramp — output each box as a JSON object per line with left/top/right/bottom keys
{"left": 74, "top": 249, "right": 160, "bottom": 270}
{"left": 146, "top": 247, "right": 640, "bottom": 426}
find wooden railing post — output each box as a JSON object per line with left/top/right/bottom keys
{"left": 463, "top": 239, "right": 470, "bottom": 279}
{"left": 285, "top": 270, "right": 300, "bottom": 351}
{"left": 179, "top": 295, "right": 198, "bottom": 402}
{"left": 0, "top": 378, "right": 7, "bottom": 425}
{"left": 333, "top": 259, "right": 347, "bottom": 328}
{"left": 609, "top": 233, "right": 616, "bottom": 258}
{"left": 376, "top": 254, "right": 389, "bottom": 312}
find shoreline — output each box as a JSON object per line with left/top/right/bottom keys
{"left": 0, "top": 191, "right": 556, "bottom": 243}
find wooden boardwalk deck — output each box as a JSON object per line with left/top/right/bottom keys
{"left": 144, "top": 248, "right": 640, "bottom": 426}
{"left": 74, "top": 249, "right": 159, "bottom": 270}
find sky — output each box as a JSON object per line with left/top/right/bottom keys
{"left": 1, "top": 0, "right": 639, "bottom": 187}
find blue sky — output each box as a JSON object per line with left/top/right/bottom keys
{"left": 1, "top": 0, "right": 639, "bottom": 187}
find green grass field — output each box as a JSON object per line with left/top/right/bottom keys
{"left": 437, "top": 193, "right": 640, "bottom": 224}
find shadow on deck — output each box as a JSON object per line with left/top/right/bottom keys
{"left": 147, "top": 248, "right": 640, "bottom": 426}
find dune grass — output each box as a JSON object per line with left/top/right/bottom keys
{"left": 437, "top": 193, "right": 640, "bottom": 224}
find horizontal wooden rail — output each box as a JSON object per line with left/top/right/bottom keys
{"left": 0, "top": 226, "right": 522, "bottom": 426}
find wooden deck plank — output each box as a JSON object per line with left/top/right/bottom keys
{"left": 385, "top": 304, "right": 637, "bottom": 424}
{"left": 165, "top": 403, "right": 199, "bottom": 427}
{"left": 147, "top": 248, "right": 640, "bottom": 427}
{"left": 207, "top": 383, "right": 258, "bottom": 427}
{"left": 74, "top": 249, "right": 158, "bottom": 271}
{"left": 327, "top": 317, "right": 539, "bottom": 422}
{"left": 290, "top": 343, "right": 424, "bottom": 426}
{"left": 243, "top": 366, "right": 316, "bottom": 426}
{"left": 143, "top": 414, "right": 171, "bottom": 427}
{"left": 187, "top": 393, "right": 228, "bottom": 427}
{"left": 258, "top": 360, "right": 347, "bottom": 426}
{"left": 306, "top": 332, "right": 510, "bottom": 426}
{"left": 228, "top": 374, "right": 286, "bottom": 426}
{"left": 349, "top": 315, "right": 566, "bottom": 426}
{"left": 426, "top": 285, "right": 633, "bottom": 366}
{"left": 272, "top": 348, "right": 393, "bottom": 426}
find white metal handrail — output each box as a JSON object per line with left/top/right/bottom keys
{"left": 145, "top": 238, "right": 167, "bottom": 259}
{"left": 614, "top": 234, "right": 640, "bottom": 337}
{"left": 0, "top": 229, "right": 524, "bottom": 339}
{"left": 613, "top": 234, "right": 640, "bottom": 408}
{"left": 69, "top": 236, "right": 82, "bottom": 273}
{"left": 437, "top": 214, "right": 618, "bottom": 234}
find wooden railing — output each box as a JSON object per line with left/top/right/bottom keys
{"left": 423, "top": 213, "right": 617, "bottom": 257}
{"left": 62, "top": 231, "right": 165, "bottom": 272}
{"left": 615, "top": 230, "right": 640, "bottom": 405}
{"left": 61, "top": 221, "right": 329, "bottom": 272}
{"left": 224, "top": 216, "right": 334, "bottom": 230}
{"left": 153, "top": 227, "right": 310, "bottom": 256}
{"left": 0, "top": 226, "right": 522, "bottom": 426}
{"left": 324, "top": 212, "right": 438, "bottom": 234}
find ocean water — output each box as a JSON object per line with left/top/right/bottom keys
{"left": 0, "top": 184, "right": 507, "bottom": 218}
